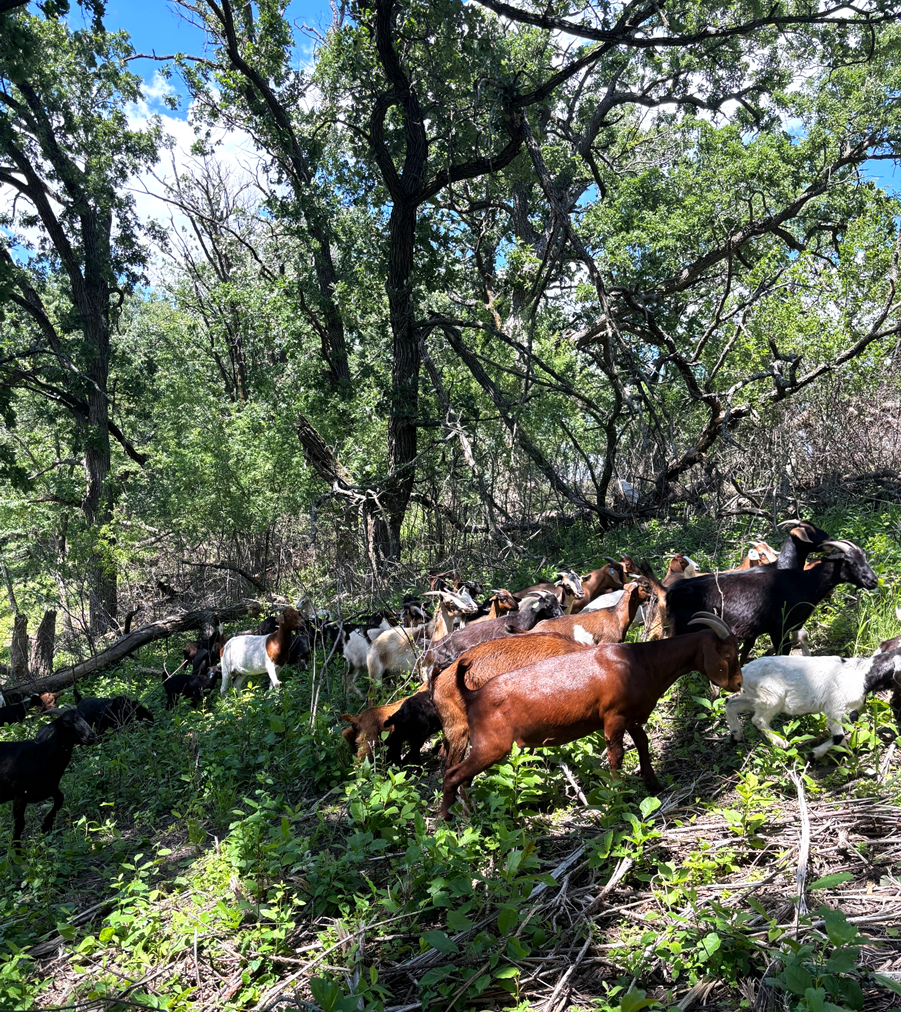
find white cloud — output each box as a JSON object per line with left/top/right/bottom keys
{"left": 124, "top": 75, "right": 264, "bottom": 279}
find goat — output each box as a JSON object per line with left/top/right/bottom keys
{"left": 513, "top": 571, "right": 585, "bottom": 614}
{"left": 220, "top": 607, "right": 303, "bottom": 693}
{"left": 163, "top": 658, "right": 218, "bottom": 709}
{"left": 341, "top": 617, "right": 393, "bottom": 695}
{"left": 735, "top": 542, "right": 778, "bottom": 570}
{"left": 439, "top": 614, "right": 741, "bottom": 818}
{"left": 532, "top": 580, "right": 651, "bottom": 644}
{"left": 366, "top": 625, "right": 431, "bottom": 686}
{"left": 775, "top": 520, "right": 832, "bottom": 568}
{"left": 0, "top": 707, "right": 98, "bottom": 849}
{"left": 382, "top": 690, "right": 443, "bottom": 765}
{"left": 366, "top": 588, "right": 478, "bottom": 686}
{"left": 0, "top": 693, "right": 55, "bottom": 727}
{"left": 662, "top": 553, "right": 701, "bottom": 587}
{"left": 726, "top": 644, "right": 901, "bottom": 760}
{"left": 432, "top": 631, "right": 589, "bottom": 769}
{"left": 423, "top": 590, "right": 564, "bottom": 675}
{"left": 470, "top": 589, "right": 520, "bottom": 623}
{"left": 74, "top": 691, "right": 155, "bottom": 733}
{"left": 665, "top": 539, "right": 878, "bottom": 662}
{"left": 340, "top": 699, "right": 406, "bottom": 760}
{"left": 569, "top": 562, "right": 627, "bottom": 613}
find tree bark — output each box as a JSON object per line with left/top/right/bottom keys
{"left": 10, "top": 614, "right": 29, "bottom": 682}
{"left": 29, "top": 610, "right": 56, "bottom": 680}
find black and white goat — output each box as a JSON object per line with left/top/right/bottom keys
{"left": 726, "top": 642, "right": 901, "bottom": 760}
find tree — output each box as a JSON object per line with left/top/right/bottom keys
{"left": 0, "top": 11, "right": 161, "bottom": 631}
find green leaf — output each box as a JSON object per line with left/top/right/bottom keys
{"left": 639, "top": 796, "right": 661, "bottom": 818}
{"left": 778, "top": 961, "right": 814, "bottom": 996}
{"left": 619, "top": 989, "right": 659, "bottom": 1012}
{"left": 447, "top": 909, "right": 472, "bottom": 932}
{"left": 497, "top": 905, "right": 518, "bottom": 934}
{"left": 873, "top": 974, "right": 901, "bottom": 996}
{"left": 824, "top": 947, "right": 859, "bottom": 974}
{"left": 804, "top": 987, "right": 826, "bottom": 1012}
{"left": 422, "top": 930, "right": 459, "bottom": 954}
{"left": 835, "top": 976, "right": 865, "bottom": 1009}
{"left": 494, "top": 965, "right": 520, "bottom": 979}
{"left": 809, "top": 872, "right": 853, "bottom": 890}
{"left": 823, "top": 907, "right": 860, "bottom": 945}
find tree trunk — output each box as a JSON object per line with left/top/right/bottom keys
{"left": 29, "top": 609, "right": 56, "bottom": 679}
{"left": 10, "top": 613, "right": 28, "bottom": 681}
{"left": 82, "top": 303, "right": 117, "bottom": 635}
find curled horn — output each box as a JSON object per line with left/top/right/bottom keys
{"left": 821, "top": 540, "right": 857, "bottom": 554}
{"left": 41, "top": 706, "right": 71, "bottom": 716}
{"left": 687, "top": 612, "right": 732, "bottom": 640}
{"left": 777, "top": 518, "right": 803, "bottom": 529}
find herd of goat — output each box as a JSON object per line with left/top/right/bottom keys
{"left": 0, "top": 520, "right": 900, "bottom": 845}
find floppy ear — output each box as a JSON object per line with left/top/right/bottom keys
{"left": 792, "top": 526, "right": 813, "bottom": 543}
{"left": 611, "top": 568, "right": 623, "bottom": 586}
{"left": 700, "top": 640, "right": 730, "bottom": 686}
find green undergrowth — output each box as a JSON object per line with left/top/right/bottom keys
{"left": 0, "top": 505, "right": 900, "bottom": 1010}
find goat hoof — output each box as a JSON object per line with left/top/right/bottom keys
{"left": 805, "top": 750, "right": 816, "bottom": 763}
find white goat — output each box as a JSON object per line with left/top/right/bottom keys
{"left": 580, "top": 588, "right": 625, "bottom": 613}
{"left": 220, "top": 607, "right": 303, "bottom": 693}
{"left": 726, "top": 647, "right": 901, "bottom": 759}
{"left": 343, "top": 618, "right": 393, "bottom": 696}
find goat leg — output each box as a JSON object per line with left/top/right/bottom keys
{"left": 627, "top": 726, "right": 663, "bottom": 794}
{"left": 40, "top": 788, "right": 64, "bottom": 833}
{"left": 11, "top": 797, "right": 27, "bottom": 849}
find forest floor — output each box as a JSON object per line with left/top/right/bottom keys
{"left": 3, "top": 508, "right": 901, "bottom": 1011}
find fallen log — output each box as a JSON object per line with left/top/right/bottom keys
{"left": 0, "top": 599, "right": 264, "bottom": 702}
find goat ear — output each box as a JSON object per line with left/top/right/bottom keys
{"left": 701, "top": 641, "right": 729, "bottom": 686}
{"left": 792, "top": 526, "right": 813, "bottom": 543}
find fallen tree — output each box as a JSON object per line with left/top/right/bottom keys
{"left": 0, "top": 599, "right": 265, "bottom": 702}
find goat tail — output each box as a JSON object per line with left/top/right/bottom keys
{"left": 73, "top": 682, "right": 82, "bottom": 703}
{"left": 454, "top": 658, "right": 478, "bottom": 708}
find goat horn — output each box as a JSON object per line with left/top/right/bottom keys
{"left": 777, "top": 518, "right": 803, "bottom": 528}
{"left": 603, "top": 557, "right": 620, "bottom": 566}
{"left": 688, "top": 614, "right": 732, "bottom": 640}
{"left": 821, "top": 540, "right": 856, "bottom": 554}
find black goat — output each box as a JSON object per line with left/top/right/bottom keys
{"left": 382, "top": 691, "right": 443, "bottom": 765}
{"left": 0, "top": 693, "right": 51, "bottom": 727}
{"left": 665, "top": 539, "right": 878, "bottom": 662}
{"left": 74, "top": 690, "right": 155, "bottom": 733}
{"left": 0, "top": 708, "right": 97, "bottom": 848}
{"left": 423, "top": 590, "right": 564, "bottom": 674}
{"left": 163, "top": 662, "right": 218, "bottom": 709}
{"left": 775, "top": 520, "right": 831, "bottom": 568}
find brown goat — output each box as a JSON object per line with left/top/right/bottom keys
{"left": 439, "top": 614, "right": 742, "bottom": 818}
{"left": 470, "top": 589, "right": 520, "bottom": 624}
{"left": 662, "top": 553, "right": 701, "bottom": 587}
{"left": 569, "top": 562, "right": 626, "bottom": 613}
{"left": 340, "top": 699, "right": 407, "bottom": 760}
{"left": 432, "top": 632, "right": 588, "bottom": 769}
{"left": 533, "top": 581, "right": 651, "bottom": 644}
{"left": 735, "top": 541, "right": 778, "bottom": 570}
